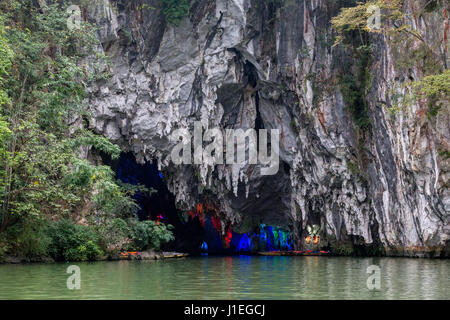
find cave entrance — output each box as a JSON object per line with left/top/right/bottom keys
{"left": 116, "top": 153, "right": 204, "bottom": 253}
{"left": 115, "top": 153, "right": 295, "bottom": 255}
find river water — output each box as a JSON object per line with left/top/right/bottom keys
{"left": 0, "top": 256, "right": 448, "bottom": 299}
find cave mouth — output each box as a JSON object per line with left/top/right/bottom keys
{"left": 116, "top": 152, "right": 205, "bottom": 253}
{"left": 116, "top": 153, "right": 172, "bottom": 222}
{"left": 115, "top": 153, "right": 294, "bottom": 255}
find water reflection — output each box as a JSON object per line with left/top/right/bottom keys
{"left": 0, "top": 257, "right": 448, "bottom": 300}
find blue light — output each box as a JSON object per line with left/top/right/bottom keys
{"left": 254, "top": 224, "right": 293, "bottom": 252}
{"left": 199, "top": 221, "right": 293, "bottom": 254}
{"left": 200, "top": 241, "right": 208, "bottom": 251}
{"left": 238, "top": 233, "right": 252, "bottom": 252}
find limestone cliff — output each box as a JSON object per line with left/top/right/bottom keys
{"left": 84, "top": 0, "right": 449, "bottom": 257}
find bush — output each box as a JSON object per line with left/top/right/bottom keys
{"left": 0, "top": 233, "right": 9, "bottom": 258}
{"left": 97, "top": 218, "right": 132, "bottom": 252}
{"left": 47, "top": 219, "right": 103, "bottom": 261}
{"left": 0, "top": 1, "right": 154, "bottom": 260}
{"left": 0, "top": 0, "right": 135, "bottom": 250}
{"left": 161, "top": 0, "right": 190, "bottom": 26}
{"left": 131, "top": 220, "right": 175, "bottom": 251}
{"left": 339, "top": 73, "right": 371, "bottom": 129}
{"left": 11, "top": 219, "right": 50, "bottom": 258}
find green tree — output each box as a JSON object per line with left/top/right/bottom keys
{"left": 47, "top": 219, "right": 103, "bottom": 261}
{"left": 412, "top": 70, "right": 450, "bottom": 99}
{"left": 161, "top": 0, "right": 190, "bottom": 26}
{"left": 0, "top": 0, "right": 150, "bottom": 259}
{"left": 331, "top": 0, "right": 407, "bottom": 47}
{"left": 0, "top": 19, "right": 13, "bottom": 108}
{"left": 132, "top": 220, "right": 175, "bottom": 251}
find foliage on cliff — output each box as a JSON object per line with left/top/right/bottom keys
{"left": 161, "top": 0, "right": 190, "bottom": 26}
{"left": 331, "top": 2, "right": 383, "bottom": 129}
{"left": 331, "top": 0, "right": 406, "bottom": 46}
{"left": 332, "top": 0, "right": 448, "bottom": 119}
{"left": 412, "top": 70, "right": 450, "bottom": 99}
{"left": 0, "top": 0, "right": 173, "bottom": 261}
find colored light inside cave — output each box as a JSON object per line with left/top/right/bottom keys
{"left": 257, "top": 224, "right": 292, "bottom": 251}
{"left": 313, "top": 235, "right": 320, "bottom": 244}
{"left": 238, "top": 233, "right": 252, "bottom": 252}
{"left": 273, "top": 230, "right": 279, "bottom": 242}
{"left": 158, "top": 172, "right": 163, "bottom": 179}
{"left": 224, "top": 226, "right": 232, "bottom": 248}
{"left": 211, "top": 216, "right": 222, "bottom": 234}
{"left": 279, "top": 230, "right": 292, "bottom": 250}
{"left": 196, "top": 203, "right": 204, "bottom": 215}
{"left": 263, "top": 225, "right": 274, "bottom": 251}
{"left": 186, "top": 206, "right": 292, "bottom": 253}
{"left": 259, "top": 228, "right": 267, "bottom": 241}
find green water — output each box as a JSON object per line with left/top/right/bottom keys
{"left": 0, "top": 256, "right": 449, "bottom": 299}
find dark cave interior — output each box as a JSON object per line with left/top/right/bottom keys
{"left": 116, "top": 153, "right": 294, "bottom": 254}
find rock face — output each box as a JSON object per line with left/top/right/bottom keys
{"left": 85, "top": 0, "right": 449, "bottom": 256}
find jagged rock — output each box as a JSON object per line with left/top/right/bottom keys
{"left": 83, "top": 0, "right": 449, "bottom": 256}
